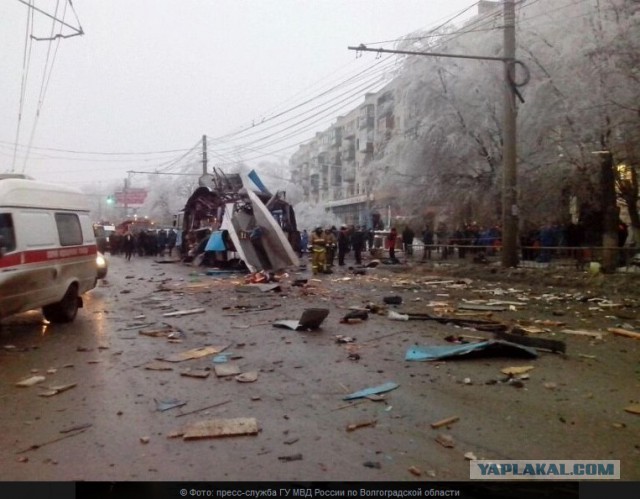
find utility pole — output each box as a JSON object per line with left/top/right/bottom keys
{"left": 501, "top": 0, "right": 519, "bottom": 267}
{"left": 123, "top": 177, "right": 129, "bottom": 220}
{"left": 202, "top": 134, "right": 208, "bottom": 174}
{"left": 596, "top": 151, "right": 618, "bottom": 273}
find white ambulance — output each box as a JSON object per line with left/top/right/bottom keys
{"left": 0, "top": 175, "right": 98, "bottom": 323}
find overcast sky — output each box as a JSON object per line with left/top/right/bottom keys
{"left": 1, "top": 0, "right": 479, "bottom": 190}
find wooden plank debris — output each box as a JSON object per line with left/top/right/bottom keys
{"left": 139, "top": 327, "right": 178, "bottom": 338}
{"left": 143, "top": 361, "right": 174, "bottom": 371}
{"left": 159, "top": 345, "right": 228, "bottom": 363}
{"left": 163, "top": 308, "right": 206, "bottom": 318}
{"left": 560, "top": 329, "right": 603, "bottom": 340}
{"left": 214, "top": 363, "right": 242, "bottom": 377}
{"left": 608, "top": 328, "right": 640, "bottom": 341}
{"left": 435, "top": 434, "right": 455, "bottom": 448}
{"left": 624, "top": 404, "right": 640, "bottom": 415}
{"left": 15, "top": 375, "right": 46, "bottom": 387}
{"left": 346, "top": 420, "right": 377, "bottom": 432}
{"left": 182, "top": 417, "right": 259, "bottom": 440}
{"left": 235, "top": 371, "right": 258, "bottom": 383}
{"left": 38, "top": 383, "right": 77, "bottom": 397}
{"left": 458, "top": 303, "right": 508, "bottom": 312}
{"left": 430, "top": 416, "right": 460, "bottom": 429}
{"left": 180, "top": 369, "right": 211, "bottom": 379}
{"left": 501, "top": 366, "right": 534, "bottom": 376}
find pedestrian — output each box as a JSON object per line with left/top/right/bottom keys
{"left": 157, "top": 229, "right": 167, "bottom": 257}
{"left": 352, "top": 226, "right": 365, "bottom": 265}
{"left": 367, "top": 228, "right": 375, "bottom": 252}
{"left": 537, "top": 222, "right": 556, "bottom": 263}
{"left": 436, "top": 223, "right": 450, "bottom": 259}
{"left": 422, "top": 225, "right": 434, "bottom": 260}
{"left": 300, "top": 229, "right": 309, "bottom": 256}
{"left": 337, "top": 226, "right": 350, "bottom": 266}
{"left": 402, "top": 225, "right": 415, "bottom": 258}
{"left": 123, "top": 231, "right": 135, "bottom": 261}
{"left": 167, "top": 228, "right": 177, "bottom": 257}
{"left": 388, "top": 227, "right": 398, "bottom": 260}
{"left": 310, "top": 227, "right": 327, "bottom": 275}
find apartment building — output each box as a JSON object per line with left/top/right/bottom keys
{"left": 289, "top": 2, "right": 498, "bottom": 228}
{"left": 289, "top": 87, "right": 398, "bottom": 227}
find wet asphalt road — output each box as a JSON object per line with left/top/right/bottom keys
{"left": 0, "top": 253, "right": 639, "bottom": 481}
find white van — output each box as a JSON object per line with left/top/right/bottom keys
{"left": 0, "top": 175, "right": 98, "bottom": 323}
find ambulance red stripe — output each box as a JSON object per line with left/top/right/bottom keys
{"left": 0, "top": 244, "right": 97, "bottom": 269}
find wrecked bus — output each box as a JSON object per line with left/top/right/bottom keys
{"left": 178, "top": 169, "right": 300, "bottom": 273}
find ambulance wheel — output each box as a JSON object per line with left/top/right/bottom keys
{"left": 43, "top": 284, "right": 79, "bottom": 323}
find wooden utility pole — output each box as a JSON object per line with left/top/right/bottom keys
{"left": 501, "top": 0, "right": 519, "bottom": 267}
{"left": 202, "top": 134, "right": 208, "bottom": 174}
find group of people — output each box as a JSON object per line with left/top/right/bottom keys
{"left": 111, "top": 228, "right": 178, "bottom": 261}
{"left": 301, "top": 225, "right": 373, "bottom": 275}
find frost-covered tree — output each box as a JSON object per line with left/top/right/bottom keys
{"left": 373, "top": 0, "right": 639, "bottom": 241}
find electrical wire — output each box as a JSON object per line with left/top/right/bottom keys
{"left": 11, "top": 1, "right": 35, "bottom": 172}
{"left": 22, "top": 0, "right": 65, "bottom": 172}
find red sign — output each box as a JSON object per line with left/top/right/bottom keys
{"left": 114, "top": 188, "right": 148, "bottom": 206}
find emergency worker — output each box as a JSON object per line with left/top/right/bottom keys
{"left": 310, "top": 227, "right": 327, "bottom": 275}
{"left": 325, "top": 228, "right": 337, "bottom": 270}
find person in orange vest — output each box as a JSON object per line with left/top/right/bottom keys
{"left": 310, "top": 227, "right": 326, "bottom": 275}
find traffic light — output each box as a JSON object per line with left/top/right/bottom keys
{"left": 106, "top": 195, "right": 115, "bottom": 205}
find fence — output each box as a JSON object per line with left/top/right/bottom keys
{"left": 381, "top": 242, "right": 640, "bottom": 271}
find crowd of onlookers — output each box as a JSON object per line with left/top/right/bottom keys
{"left": 107, "top": 227, "right": 178, "bottom": 259}
{"left": 299, "top": 219, "right": 634, "bottom": 267}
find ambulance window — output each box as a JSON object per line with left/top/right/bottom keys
{"left": 55, "top": 213, "right": 83, "bottom": 246}
{"left": 0, "top": 214, "right": 16, "bottom": 253}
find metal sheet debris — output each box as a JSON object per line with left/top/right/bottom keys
{"left": 155, "top": 398, "right": 187, "bottom": 412}
{"left": 406, "top": 340, "right": 538, "bottom": 361}
{"left": 343, "top": 382, "right": 399, "bottom": 400}
{"left": 273, "top": 308, "right": 329, "bottom": 331}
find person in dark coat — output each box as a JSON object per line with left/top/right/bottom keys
{"left": 123, "top": 231, "right": 135, "bottom": 261}
{"left": 402, "top": 225, "right": 415, "bottom": 257}
{"left": 351, "top": 226, "right": 365, "bottom": 265}
{"left": 337, "top": 226, "right": 350, "bottom": 266}
{"left": 167, "top": 228, "right": 177, "bottom": 257}
{"left": 157, "top": 229, "right": 168, "bottom": 257}
{"left": 422, "top": 225, "right": 434, "bottom": 260}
